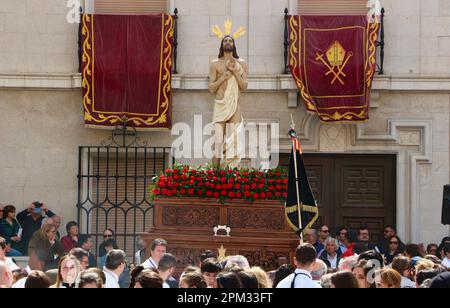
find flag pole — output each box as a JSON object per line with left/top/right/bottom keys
{"left": 290, "top": 115, "right": 303, "bottom": 244}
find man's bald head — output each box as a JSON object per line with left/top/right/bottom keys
{"left": 0, "top": 260, "right": 13, "bottom": 288}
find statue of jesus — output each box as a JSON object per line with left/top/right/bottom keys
{"left": 208, "top": 35, "right": 248, "bottom": 168}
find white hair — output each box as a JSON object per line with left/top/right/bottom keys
{"left": 320, "top": 273, "right": 333, "bottom": 288}
{"left": 338, "top": 255, "right": 359, "bottom": 271}
{"left": 311, "top": 259, "right": 328, "bottom": 280}
{"left": 226, "top": 255, "right": 250, "bottom": 269}
{"left": 324, "top": 237, "right": 339, "bottom": 247}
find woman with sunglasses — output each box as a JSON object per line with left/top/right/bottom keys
{"left": 383, "top": 235, "right": 405, "bottom": 265}
{"left": 98, "top": 229, "right": 119, "bottom": 259}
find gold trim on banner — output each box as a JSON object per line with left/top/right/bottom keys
{"left": 289, "top": 16, "right": 379, "bottom": 122}
{"left": 82, "top": 14, "right": 173, "bottom": 128}
{"left": 285, "top": 203, "right": 319, "bottom": 233}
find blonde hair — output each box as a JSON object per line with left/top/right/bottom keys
{"left": 376, "top": 268, "right": 401, "bottom": 288}
{"left": 249, "top": 266, "right": 272, "bottom": 288}
{"left": 416, "top": 259, "right": 435, "bottom": 273}
{"left": 39, "top": 224, "right": 57, "bottom": 241}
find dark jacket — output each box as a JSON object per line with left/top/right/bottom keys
{"left": 0, "top": 219, "right": 22, "bottom": 252}
{"left": 17, "top": 209, "right": 55, "bottom": 255}
{"left": 318, "top": 249, "right": 343, "bottom": 269}
{"left": 28, "top": 231, "right": 64, "bottom": 271}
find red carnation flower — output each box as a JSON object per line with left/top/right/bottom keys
{"left": 283, "top": 178, "right": 288, "bottom": 184}
{"left": 228, "top": 192, "right": 235, "bottom": 198}
{"left": 197, "top": 177, "right": 203, "bottom": 182}
{"left": 283, "top": 185, "right": 288, "bottom": 190}
{"left": 243, "top": 172, "right": 249, "bottom": 177}
{"left": 183, "top": 168, "right": 189, "bottom": 173}
{"left": 213, "top": 176, "right": 218, "bottom": 182}
{"left": 173, "top": 175, "right": 180, "bottom": 181}
{"left": 165, "top": 168, "right": 173, "bottom": 174}
{"left": 276, "top": 185, "right": 282, "bottom": 190}
{"left": 181, "top": 174, "right": 187, "bottom": 181}
{"left": 207, "top": 170, "right": 214, "bottom": 175}
{"left": 236, "top": 171, "right": 241, "bottom": 176}
{"left": 216, "top": 184, "right": 222, "bottom": 190}
{"left": 190, "top": 176, "right": 196, "bottom": 181}
{"left": 283, "top": 192, "right": 287, "bottom": 198}
{"left": 253, "top": 193, "right": 259, "bottom": 200}
{"left": 253, "top": 178, "right": 259, "bottom": 183}
{"left": 153, "top": 189, "right": 161, "bottom": 195}
{"left": 161, "top": 188, "right": 167, "bottom": 195}
{"left": 173, "top": 169, "right": 179, "bottom": 175}
{"left": 275, "top": 172, "right": 281, "bottom": 177}
{"left": 213, "top": 192, "right": 220, "bottom": 198}
{"left": 268, "top": 186, "right": 274, "bottom": 191}
{"left": 174, "top": 182, "right": 180, "bottom": 188}
{"left": 235, "top": 184, "right": 241, "bottom": 190}
{"left": 260, "top": 192, "right": 266, "bottom": 199}
{"left": 188, "top": 189, "right": 195, "bottom": 195}
{"left": 158, "top": 181, "right": 166, "bottom": 188}
{"left": 197, "top": 190, "right": 203, "bottom": 196}
{"left": 220, "top": 177, "right": 227, "bottom": 183}
{"left": 276, "top": 179, "right": 282, "bottom": 184}
{"left": 267, "top": 192, "right": 273, "bottom": 199}
{"left": 244, "top": 191, "right": 251, "bottom": 197}
{"left": 243, "top": 178, "right": 249, "bottom": 183}
{"left": 198, "top": 182, "right": 204, "bottom": 187}
{"left": 268, "top": 179, "right": 274, "bottom": 184}
{"left": 191, "top": 170, "right": 197, "bottom": 174}
{"left": 258, "top": 184, "right": 264, "bottom": 189}
{"left": 172, "top": 188, "right": 177, "bottom": 194}
{"left": 275, "top": 192, "right": 281, "bottom": 198}
{"left": 235, "top": 192, "right": 242, "bottom": 198}
{"left": 229, "top": 177, "right": 235, "bottom": 183}
{"left": 206, "top": 191, "right": 213, "bottom": 197}
{"left": 244, "top": 184, "right": 250, "bottom": 191}
{"left": 221, "top": 190, "right": 227, "bottom": 196}
{"left": 227, "top": 183, "right": 233, "bottom": 190}
{"left": 167, "top": 182, "right": 173, "bottom": 188}
{"left": 227, "top": 169, "right": 233, "bottom": 174}
{"left": 188, "top": 180, "right": 195, "bottom": 186}
{"left": 251, "top": 183, "right": 257, "bottom": 190}
{"left": 180, "top": 188, "right": 186, "bottom": 195}
{"left": 260, "top": 178, "right": 265, "bottom": 183}
{"left": 166, "top": 190, "right": 172, "bottom": 197}
{"left": 220, "top": 170, "right": 225, "bottom": 176}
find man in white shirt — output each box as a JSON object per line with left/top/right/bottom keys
{"left": 142, "top": 238, "right": 167, "bottom": 269}
{"left": 277, "top": 243, "right": 321, "bottom": 288}
{"left": 103, "top": 249, "right": 127, "bottom": 288}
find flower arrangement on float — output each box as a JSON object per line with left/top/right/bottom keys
{"left": 149, "top": 165, "right": 288, "bottom": 204}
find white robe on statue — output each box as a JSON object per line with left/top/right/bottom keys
{"left": 213, "top": 61, "right": 244, "bottom": 169}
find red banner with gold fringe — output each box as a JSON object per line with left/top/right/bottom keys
{"left": 81, "top": 14, "right": 173, "bottom": 129}
{"left": 289, "top": 16, "right": 379, "bottom": 122}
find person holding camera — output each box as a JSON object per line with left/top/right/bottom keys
{"left": 17, "top": 201, "right": 56, "bottom": 255}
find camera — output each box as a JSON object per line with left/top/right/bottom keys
{"left": 32, "top": 201, "right": 44, "bottom": 215}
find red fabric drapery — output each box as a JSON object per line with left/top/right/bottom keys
{"left": 289, "top": 16, "right": 379, "bottom": 122}
{"left": 82, "top": 14, "right": 173, "bottom": 129}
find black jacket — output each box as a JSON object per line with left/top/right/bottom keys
{"left": 318, "top": 249, "right": 343, "bottom": 269}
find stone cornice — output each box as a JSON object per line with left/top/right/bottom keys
{"left": 1, "top": 73, "right": 450, "bottom": 92}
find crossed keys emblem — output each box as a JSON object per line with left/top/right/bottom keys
{"left": 315, "top": 41, "right": 353, "bottom": 85}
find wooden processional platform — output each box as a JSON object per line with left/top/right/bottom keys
{"left": 141, "top": 197, "right": 299, "bottom": 274}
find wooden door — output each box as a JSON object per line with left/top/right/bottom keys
{"left": 280, "top": 154, "right": 396, "bottom": 241}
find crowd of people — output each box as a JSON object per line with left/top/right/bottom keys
{"left": 0, "top": 202, "right": 449, "bottom": 288}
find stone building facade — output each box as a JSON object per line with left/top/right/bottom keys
{"left": 0, "top": 0, "right": 449, "bottom": 246}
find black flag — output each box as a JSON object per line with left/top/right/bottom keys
{"left": 285, "top": 133, "right": 319, "bottom": 235}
